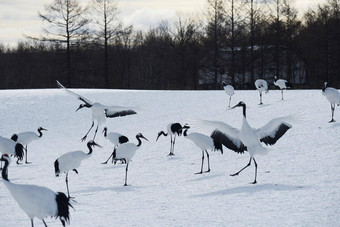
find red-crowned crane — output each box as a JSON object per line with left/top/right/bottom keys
{"left": 222, "top": 81, "right": 235, "bottom": 108}
{"left": 255, "top": 79, "right": 269, "bottom": 105}
{"left": 156, "top": 123, "right": 183, "bottom": 156}
{"left": 54, "top": 140, "right": 102, "bottom": 198}
{"left": 57, "top": 80, "right": 138, "bottom": 142}
{"left": 112, "top": 133, "right": 148, "bottom": 186}
{"left": 322, "top": 82, "right": 340, "bottom": 123}
{"left": 189, "top": 101, "right": 297, "bottom": 184}
{"left": 182, "top": 125, "right": 223, "bottom": 174}
{"left": 0, "top": 154, "right": 73, "bottom": 227}
{"left": 11, "top": 127, "right": 47, "bottom": 164}
{"left": 101, "top": 127, "right": 129, "bottom": 164}
{"left": 273, "top": 76, "right": 292, "bottom": 100}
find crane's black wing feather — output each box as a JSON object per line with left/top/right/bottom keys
{"left": 211, "top": 130, "right": 247, "bottom": 154}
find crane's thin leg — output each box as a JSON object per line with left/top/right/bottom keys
{"left": 230, "top": 157, "right": 252, "bottom": 176}
{"left": 65, "top": 172, "right": 71, "bottom": 198}
{"left": 168, "top": 136, "right": 174, "bottom": 156}
{"left": 25, "top": 145, "right": 31, "bottom": 164}
{"left": 92, "top": 125, "right": 99, "bottom": 141}
{"left": 0, "top": 160, "right": 2, "bottom": 170}
{"left": 172, "top": 136, "right": 176, "bottom": 155}
{"left": 102, "top": 152, "right": 113, "bottom": 164}
{"left": 102, "top": 149, "right": 115, "bottom": 164}
{"left": 228, "top": 96, "right": 232, "bottom": 108}
{"left": 81, "top": 121, "right": 94, "bottom": 142}
{"left": 252, "top": 158, "right": 258, "bottom": 184}
{"left": 31, "top": 219, "right": 34, "bottom": 227}
{"left": 329, "top": 104, "right": 336, "bottom": 123}
{"left": 195, "top": 150, "right": 204, "bottom": 174}
{"left": 124, "top": 163, "right": 129, "bottom": 186}
{"left": 16, "top": 158, "right": 22, "bottom": 165}
{"left": 42, "top": 219, "right": 47, "bottom": 227}
{"left": 205, "top": 150, "right": 210, "bottom": 173}
{"left": 259, "top": 93, "right": 263, "bottom": 105}
{"left": 281, "top": 90, "right": 284, "bottom": 100}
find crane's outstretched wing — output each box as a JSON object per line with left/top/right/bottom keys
{"left": 211, "top": 130, "right": 246, "bottom": 153}
{"left": 255, "top": 115, "right": 294, "bottom": 146}
{"left": 105, "top": 106, "right": 137, "bottom": 118}
{"left": 187, "top": 118, "right": 246, "bottom": 154}
{"left": 56, "top": 80, "right": 92, "bottom": 105}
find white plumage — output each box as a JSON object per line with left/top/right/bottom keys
{"left": 156, "top": 123, "right": 183, "bottom": 156}
{"left": 54, "top": 140, "right": 101, "bottom": 198}
{"left": 113, "top": 133, "right": 148, "bottom": 186}
{"left": 57, "top": 80, "right": 138, "bottom": 141}
{"left": 0, "top": 135, "right": 25, "bottom": 166}
{"left": 188, "top": 101, "right": 295, "bottom": 183}
{"left": 182, "top": 125, "right": 223, "bottom": 174}
{"left": 11, "top": 127, "right": 47, "bottom": 164}
{"left": 102, "top": 127, "right": 129, "bottom": 164}
{"left": 255, "top": 79, "right": 269, "bottom": 105}
{"left": 273, "top": 76, "right": 291, "bottom": 100}
{"left": 322, "top": 82, "right": 340, "bottom": 123}
{"left": 222, "top": 81, "right": 235, "bottom": 108}
{"left": 1, "top": 154, "right": 72, "bottom": 227}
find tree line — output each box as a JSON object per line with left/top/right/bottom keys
{"left": 0, "top": 0, "right": 339, "bottom": 90}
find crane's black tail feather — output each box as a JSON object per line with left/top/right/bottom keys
{"left": 14, "top": 143, "right": 24, "bottom": 161}
{"left": 56, "top": 192, "right": 73, "bottom": 226}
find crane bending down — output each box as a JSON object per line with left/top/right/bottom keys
{"left": 57, "top": 80, "right": 138, "bottom": 142}
{"left": 255, "top": 79, "right": 269, "bottom": 105}
{"left": 1, "top": 154, "right": 73, "bottom": 227}
{"left": 322, "top": 82, "right": 340, "bottom": 123}
{"left": 101, "top": 127, "right": 129, "bottom": 164}
{"left": 273, "top": 76, "right": 291, "bottom": 100}
{"left": 222, "top": 81, "right": 235, "bottom": 108}
{"left": 182, "top": 125, "right": 223, "bottom": 174}
{"left": 11, "top": 127, "right": 47, "bottom": 164}
{"left": 188, "top": 101, "right": 297, "bottom": 184}
{"left": 156, "top": 123, "right": 183, "bottom": 156}
{"left": 112, "top": 133, "right": 148, "bottom": 186}
{"left": 54, "top": 140, "right": 102, "bottom": 198}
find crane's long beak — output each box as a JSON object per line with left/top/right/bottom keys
{"left": 42, "top": 128, "right": 48, "bottom": 131}
{"left": 94, "top": 142, "right": 103, "bottom": 148}
{"left": 231, "top": 104, "right": 239, "bottom": 109}
{"left": 142, "top": 135, "right": 149, "bottom": 141}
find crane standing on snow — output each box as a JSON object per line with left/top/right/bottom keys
{"left": 156, "top": 123, "right": 183, "bottom": 156}
{"left": 182, "top": 124, "right": 223, "bottom": 174}
{"left": 255, "top": 79, "right": 269, "bottom": 105}
{"left": 322, "top": 82, "right": 340, "bottom": 123}
{"left": 273, "top": 76, "right": 292, "bottom": 100}
{"left": 112, "top": 133, "right": 148, "bottom": 186}
{"left": 11, "top": 127, "right": 47, "bottom": 164}
{"left": 222, "top": 81, "right": 235, "bottom": 108}
{"left": 54, "top": 140, "right": 102, "bottom": 198}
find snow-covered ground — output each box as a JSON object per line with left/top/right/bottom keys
{"left": 0, "top": 88, "right": 339, "bottom": 226}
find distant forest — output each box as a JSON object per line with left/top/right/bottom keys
{"left": 1, "top": 0, "right": 340, "bottom": 90}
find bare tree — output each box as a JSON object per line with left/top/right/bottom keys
{"left": 92, "top": 0, "right": 123, "bottom": 87}
{"left": 205, "top": 0, "right": 226, "bottom": 89}
{"left": 39, "top": 0, "right": 90, "bottom": 86}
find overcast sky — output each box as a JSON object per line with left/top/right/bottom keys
{"left": 0, "top": 0, "right": 326, "bottom": 47}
